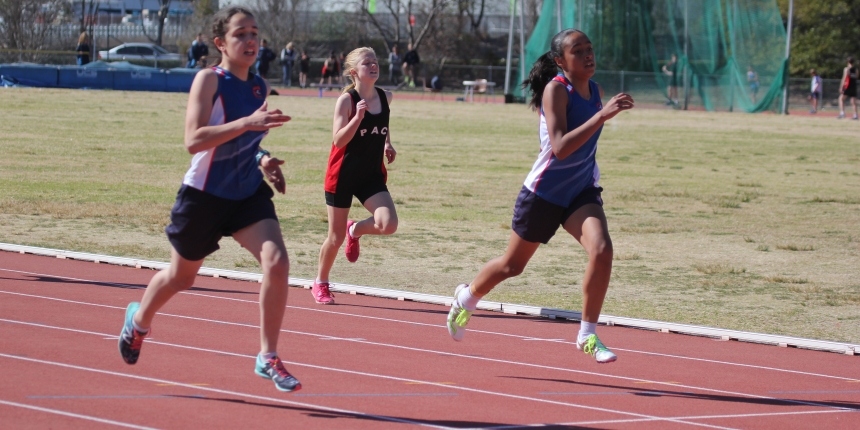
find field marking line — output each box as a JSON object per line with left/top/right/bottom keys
{"left": 2, "top": 266, "right": 856, "bottom": 383}
{"left": 0, "top": 350, "right": 451, "bottom": 429}
{"left": 0, "top": 398, "right": 160, "bottom": 430}
{"left": 0, "top": 319, "right": 731, "bottom": 430}
{"left": 478, "top": 408, "right": 857, "bottom": 429}
{"left": 1, "top": 291, "right": 852, "bottom": 417}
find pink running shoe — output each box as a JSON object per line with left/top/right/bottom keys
{"left": 344, "top": 220, "right": 360, "bottom": 263}
{"left": 312, "top": 281, "right": 335, "bottom": 305}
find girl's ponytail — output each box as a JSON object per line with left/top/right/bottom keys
{"left": 521, "top": 29, "right": 583, "bottom": 110}
{"left": 522, "top": 52, "right": 560, "bottom": 109}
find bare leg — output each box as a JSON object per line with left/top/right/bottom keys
{"left": 351, "top": 192, "right": 398, "bottom": 238}
{"left": 852, "top": 97, "right": 858, "bottom": 116}
{"left": 317, "top": 206, "right": 349, "bottom": 281}
{"left": 232, "top": 218, "right": 290, "bottom": 355}
{"left": 562, "top": 204, "right": 613, "bottom": 324}
{"left": 134, "top": 249, "right": 204, "bottom": 329}
{"left": 840, "top": 94, "right": 846, "bottom": 113}
{"left": 469, "top": 231, "right": 541, "bottom": 297}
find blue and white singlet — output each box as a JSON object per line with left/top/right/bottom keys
{"left": 182, "top": 66, "right": 268, "bottom": 200}
{"left": 523, "top": 75, "right": 603, "bottom": 207}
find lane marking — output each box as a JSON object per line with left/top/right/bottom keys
{"left": 406, "top": 382, "right": 457, "bottom": 385}
{"left": 155, "top": 383, "right": 209, "bottom": 386}
{"left": 293, "top": 393, "right": 459, "bottom": 398}
{"left": 556, "top": 409, "right": 859, "bottom": 428}
{"left": 539, "top": 391, "right": 673, "bottom": 396}
{"left": 0, "top": 319, "right": 737, "bottom": 429}
{"left": 28, "top": 395, "right": 205, "bottom": 399}
{"left": 1, "top": 290, "right": 853, "bottom": 414}
{"left": 634, "top": 381, "right": 681, "bottom": 384}
{"left": 0, "top": 351, "right": 451, "bottom": 429}
{"left": 768, "top": 390, "right": 860, "bottom": 395}
{"left": 4, "top": 267, "right": 857, "bottom": 383}
{"left": 0, "top": 398, "right": 159, "bottom": 429}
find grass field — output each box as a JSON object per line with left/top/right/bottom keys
{"left": 1, "top": 87, "right": 859, "bottom": 343}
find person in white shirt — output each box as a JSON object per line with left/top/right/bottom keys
{"left": 809, "top": 69, "right": 822, "bottom": 114}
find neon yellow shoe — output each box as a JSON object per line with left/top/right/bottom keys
{"left": 576, "top": 334, "right": 617, "bottom": 363}
{"left": 446, "top": 284, "right": 473, "bottom": 341}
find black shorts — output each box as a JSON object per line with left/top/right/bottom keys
{"left": 325, "top": 181, "right": 388, "bottom": 209}
{"left": 166, "top": 182, "right": 277, "bottom": 261}
{"left": 842, "top": 85, "right": 857, "bottom": 98}
{"left": 810, "top": 92, "right": 820, "bottom": 100}
{"left": 511, "top": 186, "right": 603, "bottom": 244}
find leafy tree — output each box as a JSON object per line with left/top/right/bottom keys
{"left": 777, "top": 0, "right": 860, "bottom": 78}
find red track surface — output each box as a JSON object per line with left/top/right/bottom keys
{"left": 1, "top": 251, "right": 858, "bottom": 429}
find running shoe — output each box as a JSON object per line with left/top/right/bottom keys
{"left": 312, "top": 280, "right": 335, "bottom": 305}
{"left": 118, "top": 302, "right": 147, "bottom": 365}
{"left": 853, "top": 115, "right": 859, "bottom": 120}
{"left": 255, "top": 355, "right": 302, "bottom": 392}
{"left": 446, "top": 283, "right": 473, "bottom": 342}
{"left": 576, "top": 334, "right": 617, "bottom": 364}
{"left": 344, "top": 220, "right": 360, "bottom": 262}
{"left": 837, "top": 113, "right": 845, "bottom": 119}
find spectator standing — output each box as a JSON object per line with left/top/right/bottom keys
{"left": 280, "top": 42, "right": 297, "bottom": 87}
{"left": 320, "top": 51, "right": 338, "bottom": 88}
{"left": 256, "top": 39, "right": 276, "bottom": 78}
{"left": 838, "top": 57, "right": 858, "bottom": 120}
{"left": 661, "top": 54, "right": 678, "bottom": 105}
{"left": 299, "top": 51, "right": 310, "bottom": 88}
{"left": 337, "top": 51, "right": 346, "bottom": 85}
{"left": 402, "top": 43, "right": 420, "bottom": 87}
{"left": 747, "top": 66, "right": 759, "bottom": 105}
{"left": 76, "top": 32, "right": 91, "bottom": 66}
{"left": 388, "top": 45, "right": 402, "bottom": 85}
{"left": 809, "top": 69, "right": 822, "bottom": 114}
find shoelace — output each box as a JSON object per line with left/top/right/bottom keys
{"left": 317, "top": 284, "right": 335, "bottom": 299}
{"left": 582, "top": 336, "right": 607, "bottom": 356}
{"left": 268, "top": 357, "right": 291, "bottom": 378}
{"left": 454, "top": 308, "right": 472, "bottom": 327}
{"left": 129, "top": 329, "right": 147, "bottom": 349}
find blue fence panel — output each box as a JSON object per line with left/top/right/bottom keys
{"left": 0, "top": 64, "right": 59, "bottom": 87}
{"left": 113, "top": 69, "right": 167, "bottom": 91}
{"left": 166, "top": 68, "right": 200, "bottom": 92}
{"left": 57, "top": 66, "right": 114, "bottom": 89}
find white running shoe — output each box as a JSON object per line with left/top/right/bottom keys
{"left": 576, "top": 334, "right": 618, "bottom": 363}
{"left": 446, "top": 284, "right": 473, "bottom": 342}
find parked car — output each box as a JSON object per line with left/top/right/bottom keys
{"left": 98, "top": 43, "right": 181, "bottom": 62}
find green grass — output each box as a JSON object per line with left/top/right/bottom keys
{"left": 1, "top": 88, "right": 859, "bottom": 343}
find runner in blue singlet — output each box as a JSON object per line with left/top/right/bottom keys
{"left": 117, "top": 6, "right": 302, "bottom": 393}
{"left": 445, "top": 29, "right": 634, "bottom": 364}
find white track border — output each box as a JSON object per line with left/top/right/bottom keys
{"left": 2, "top": 242, "right": 857, "bottom": 356}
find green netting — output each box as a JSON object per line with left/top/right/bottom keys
{"left": 518, "top": 0, "right": 787, "bottom": 113}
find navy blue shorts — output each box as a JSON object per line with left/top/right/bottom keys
{"left": 511, "top": 186, "right": 603, "bottom": 244}
{"left": 166, "top": 182, "right": 277, "bottom": 261}
{"left": 325, "top": 181, "right": 388, "bottom": 209}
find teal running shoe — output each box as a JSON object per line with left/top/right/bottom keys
{"left": 118, "top": 302, "right": 147, "bottom": 365}
{"left": 446, "top": 284, "right": 473, "bottom": 342}
{"left": 255, "top": 355, "right": 302, "bottom": 392}
{"left": 576, "top": 334, "right": 617, "bottom": 363}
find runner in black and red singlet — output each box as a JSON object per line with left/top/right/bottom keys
{"left": 313, "top": 47, "right": 398, "bottom": 305}
{"left": 838, "top": 57, "right": 858, "bottom": 120}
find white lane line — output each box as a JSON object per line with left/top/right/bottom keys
{"left": 0, "top": 351, "right": 450, "bottom": 429}
{"left": 556, "top": 408, "right": 858, "bottom": 428}
{"left": 4, "top": 267, "right": 857, "bottom": 382}
{"left": 0, "top": 399, "right": 160, "bottom": 430}
{"left": 0, "top": 319, "right": 731, "bottom": 429}
{"left": 0, "top": 289, "right": 851, "bottom": 414}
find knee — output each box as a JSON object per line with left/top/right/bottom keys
{"left": 327, "top": 231, "right": 346, "bottom": 248}
{"left": 378, "top": 217, "right": 398, "bottom": 235}
{"left": 262, "top": 248, "right": 290, "bottom": 279}
{"left": 501, "top": 261, "right": 527, "bottom": 278}
{"left": 588, "top": 240, "right": 614, "bottom": 266}
{"left": 169, "top": 272, "right": 197, "bottom": 291}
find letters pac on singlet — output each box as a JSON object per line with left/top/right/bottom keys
{"left": 359, "top": 126, "right": 388, "bottom": 137}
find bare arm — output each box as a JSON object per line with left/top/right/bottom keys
{"left": 543, "top": 82, "right": 633, "bottom": 161}
{"left": 184, "top": 70, "right": 290, "bottom": 154}
{"left": 383, "top": 90, "right": 396, "bottom": 163}
{"left": 331, "top": 93, "right": 366, "bottom": 149}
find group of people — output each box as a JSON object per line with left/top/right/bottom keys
{"left": 117, "top": 6, "right": 632, "bottom": 393}
{"left": 804, "top": 58, "right": 857, "bottom": 118}
{"left": 386, "top": 44, "right": 421, "bottom": 87}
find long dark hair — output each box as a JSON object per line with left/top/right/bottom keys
{"left": 211, "top": 6, "right": 254, "bottom": 42}
{"left": 522, "top": 29, "right": 583, "bottom": 110}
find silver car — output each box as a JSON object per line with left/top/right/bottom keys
{"left": 98, "top": 43, "right": 182, "bottom": 62}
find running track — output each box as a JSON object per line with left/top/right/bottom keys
{"left": 1, "top": 251, "right": 858, "bottom": 429}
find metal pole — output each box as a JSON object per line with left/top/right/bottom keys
{"left": 683, "top": 0, "right": 690, "bottom": 110}
{"left": 781, "top": 0, "right": 794, "bottom": 115}
{"left": 503, "top": 0, "right": 516, "bottom": 95}
{"left": 578, "top": 0, "right": 583, "bottom": 30}
{"left": 556, "top": 0, "right": 562, "bottom": 33}
{"left": 519, "top": 0, "right": 526, "bottom": 88}
{"left": 729, "top": 0, "right": 736, "bottom": 112}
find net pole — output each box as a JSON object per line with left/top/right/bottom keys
{"left": 519, "top": 0, "right": 526, "bottom": 87}
{"left": 556, "top": 0, "right": 562, "bottom": 32}
{"left": 504, "top": 0, "right": 515, "bottom": 95}
{"left": 729, "top": 0, "right": 736, "bottom": 112}
{"left": 578, "top": 0, "right": 583, "bottom": 30}
{"left": 683, "top": 0, "right": 690, "bottom": 111}
{"left": 781, "top": 0, "right": 794, "bottom": 115}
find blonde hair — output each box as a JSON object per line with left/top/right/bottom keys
{"left": 342, "top": 47, "right": 376, "bottom": 93}
{"left": 78, "top": 32, "right": 89, "bottom": 45}
{"left": 286, "top": 42, "right": 294, "bottom": 49}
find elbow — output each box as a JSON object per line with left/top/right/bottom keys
{"left": 184, "top": 140, "right": 200, "bottom": 154}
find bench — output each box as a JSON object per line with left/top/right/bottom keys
{"left": 309, "top": 83, "right": 398, "bottom": 98}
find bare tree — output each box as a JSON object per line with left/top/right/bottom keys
{"left": 0, "top": 0, "right": 63, "bottom": 59}
{"left": 458, "top": 0, "right": 485, "bottom": 34}
{"left": 249, "top": 0, "right": 306, "bottom": 49}
{"left": 137, "top": 0, "right": 171, "bottom": 46}
{"left": 358, "top": 0, "right": 448, "bottom": 53}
